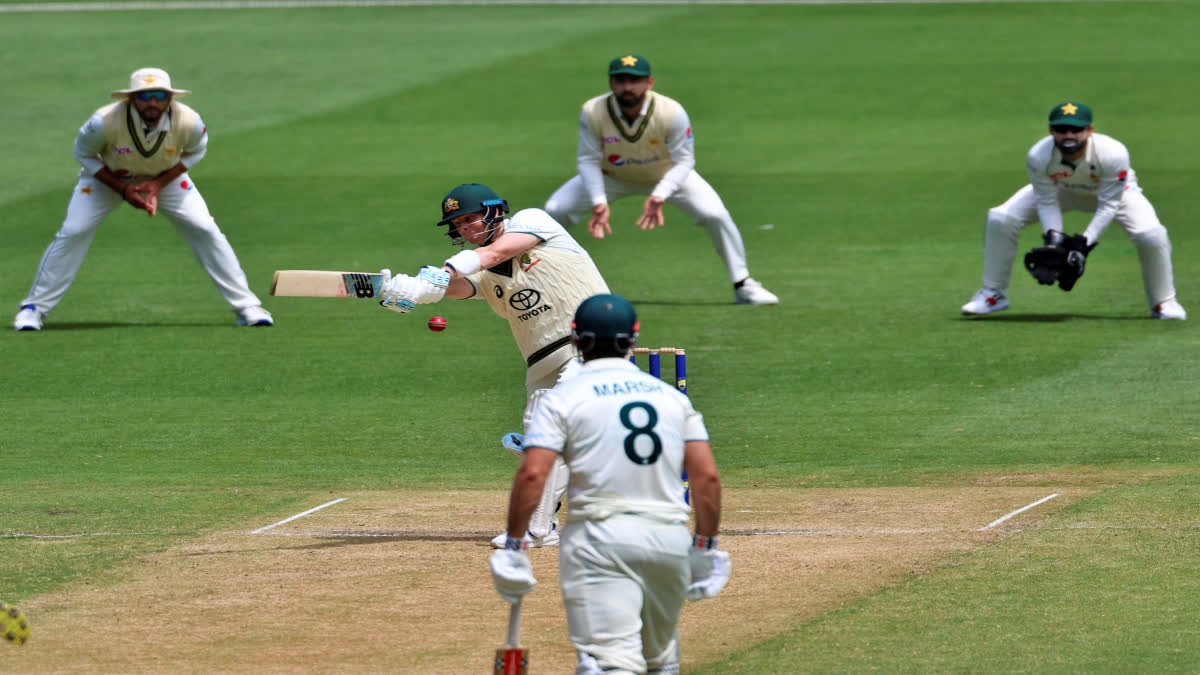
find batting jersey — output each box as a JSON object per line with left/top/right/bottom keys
{"left": 524, "top": 357, "right": 709, "bottom": 525}
{"left": 79, "top": 100, "right": 204, "bottom": 179}
{"left": 1027, "top": 132, "right": 1137, "bottom": 235}
{"left": 581, "top": 91, "right": 688, "bottom": 185}
{"left": 465, "top": 208, "right": 609, "bottom": 365}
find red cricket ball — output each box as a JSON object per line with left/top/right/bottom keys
{"left": 427, "top": 316, "right": 447, "bottom": 332}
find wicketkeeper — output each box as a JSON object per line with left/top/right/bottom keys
{"left": 961, "top": 101, "right": 1185, "bottom": 319}
{"left": 489, "top": 294, "right": 730, "bottom": 674}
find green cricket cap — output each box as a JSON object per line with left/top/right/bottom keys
{"left": 1048, "top": 101, "right": 1093, "bottom": 128}
{"left": 608, "top": 54, "right": 651, "bottom": 77}
{"left": 437, "top": 183, "right": 505, "bottom": 225}
{"left": 573, "top": 293, "right": 639, "bottom": 339}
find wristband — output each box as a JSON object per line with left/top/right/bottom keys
{"left": 503, "top": 536, "right": 529, "bottom": 552}
{"left": 692, "top": 534, "right": 719, "bottom": 550}
{"left": 444, "top": 249, "right": 482, "bottom": 276}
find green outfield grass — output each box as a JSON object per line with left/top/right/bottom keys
{"left": 2, "top": 2, "right": 1198, "bottom": 671}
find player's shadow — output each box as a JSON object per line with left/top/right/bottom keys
{"left": 37, "top": 321, "right": 246, "bottom": 330}
{"left": 962, "top": 313, "right": 1146, "bottom": 322}
{"left": 627, "top": 298, "right": 736, "bottom": 307}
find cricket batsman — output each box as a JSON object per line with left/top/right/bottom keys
{"left": 377, "top": 183, "right": 611, "bottom": 547}
{"left": 489, "top": 293, "right": 731, "bottom": 674}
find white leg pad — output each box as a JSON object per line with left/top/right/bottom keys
{"left": 528, "top": 457, "right": 567, "bottom": 539}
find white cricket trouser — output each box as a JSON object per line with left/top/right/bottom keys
{"left": 519, "top": 349, "right": 580, "bottom": 538}
{"left": 545, "top": 172, "right": 751, "bottom": 283}
{"left": 19, "top": 174, "right": 263, "bottom": 315}
{"left": 981, "top": 184, "right": 1179, "bottom": 307}
{"left": 561, "top": 516, "right": 689, "bottom": 675}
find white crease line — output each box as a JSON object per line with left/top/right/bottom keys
{"left": 2, "top": 531, "right": 151, "bottom": 539}
{"left": 251, "top": 498, "right": 347, "bottom": 534}
{"left": 978, "top": 493, "right": 1059, "bottom": 531}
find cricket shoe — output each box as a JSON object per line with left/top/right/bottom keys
{"left": 490, "top": 523, "right": 559, "bottom": 549}
{"left": 13, "top": 304, "right": 43, "bottom": 332}
{"left": 961, "top": 288, "right": 1009, "bottom": 316}
{"left": 734, "top": 278, "right": 779, "bottom": 305}
{"left": 235, "top": 306, "right": 274, "bottom": 326}
{"left": 1151, "top": 299, "right": 1187, "bottom": 320}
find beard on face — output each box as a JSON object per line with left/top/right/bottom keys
{"left": 1055, "top": 137, "right": 1085, "bottom": 155}
{"left": 617, "top": 91, "right": 644, "bottom": 108}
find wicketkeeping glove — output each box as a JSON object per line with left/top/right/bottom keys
{"left": 1056, "top": 234, "right": 1096, "bottom": 292}
{"left": 1023, "top": 230, "right": 1068, "bottom": 286}
{"left": 687, "top": 536, "right": 731, "bottom": 602}
{"left": 489, "top": 549, "right": 537, "bottom": 603}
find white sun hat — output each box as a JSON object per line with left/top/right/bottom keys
{"left": 110, "top": 67, "right": 191, "bottom": 99}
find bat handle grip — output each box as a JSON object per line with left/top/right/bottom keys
{"left": 507, "top": 599, "right": 522, "bottom": 647}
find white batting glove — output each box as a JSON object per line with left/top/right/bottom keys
{"left": 380, "top": 268, "right": 392, "bottom": 285}
{"left": 414, "top": 265, "right": 450, "bottom": 304}
{"left": 379, "top": 273, "right": 419, "bottom": 313}
{"left": 489, "top": 549, "right": 537, "bottom": 603}
{"left": 687, "top": 538, "right": 731, "bottom": 602}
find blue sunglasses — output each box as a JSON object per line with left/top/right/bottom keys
{"left": 135, "top": 90, "right": 170, "bottom": 102}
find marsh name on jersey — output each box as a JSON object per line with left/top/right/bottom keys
{"left": 592, "top": 378, "right": 665, "bottom": 397}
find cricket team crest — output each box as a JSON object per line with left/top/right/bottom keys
{"left": 444, "top": 198, "right": 459, "bottom": 213}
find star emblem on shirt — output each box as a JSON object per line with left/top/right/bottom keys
{"left": 621, "top": 55, "right": 638, "bottom": 67}
{"left": 1060, "top": 103, "right": 1079, "bottom": 116}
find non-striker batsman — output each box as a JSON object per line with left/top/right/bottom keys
{"left": 489, "top": 293, "right": 730, "bottom": 674}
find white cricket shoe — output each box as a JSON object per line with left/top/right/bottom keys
{"left": 13, "top": 304, "right": 43, "bottom": 331}
{"left": 235, "top": 306, "right": 274, "bottom": 326}
{"left": 961, "top": 288, "right": 1009, "bottom": 316}
{"left": 1151, "top": 299, "right": 1187, "bottom": 320}
{"left": 734, "top": 278, "right": 779, "bottom": 305}
{"left": 490, "top": 523, "right": 559, "bottom": 549}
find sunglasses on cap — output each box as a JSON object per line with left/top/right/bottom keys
{"left": 135, "top": 90, "right": 170, "bottom": 102}
{"left": 1051, "top": 124, "right": 1087, "bottom": 134}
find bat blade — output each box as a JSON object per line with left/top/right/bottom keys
{"left": 270, "top": 270, "right": 383, "bottom": 298}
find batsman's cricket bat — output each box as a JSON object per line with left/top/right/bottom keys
{"left": 270, "top": 270, "right": 384, "bottom": 298}
{"left": 494, "top": 600, "right": 528, "bottom": 675}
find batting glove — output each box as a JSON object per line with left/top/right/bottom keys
{"left": 489, "top": 549, "right": 537, "bottom": 604}
{"left": 414, "top": 265, "right": 451, "bottom": 304}
{"left": 379, "top": 274, "right": 419, "bottom": 313}
{"left": 687, "top": 536, "right": 731, "bottom": 602}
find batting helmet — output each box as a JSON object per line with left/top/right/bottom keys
{"left": 572, "top": 293, "right": 639, "bottom": 358}
{"left": 436, "top": 183, "right": 510, "bottom": 245}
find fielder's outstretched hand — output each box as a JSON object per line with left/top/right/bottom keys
{"left": 587, "top": 204, "right": 612, "bottom": 239}
{"left": 636, "top": 196, "right": 665, "bottom": 230}
{"left": 490, "top": 549, "right": 537, "bottom": 603}
{"left": 1, "top": 601, "right": 30, "bottom": 646}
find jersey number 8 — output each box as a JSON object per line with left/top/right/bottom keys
{"left": 620, "top": 402, "right": 662, "bottom": 465}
